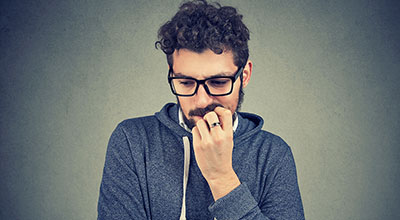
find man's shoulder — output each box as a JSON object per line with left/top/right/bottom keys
{"left": 252, "top": 129, "right": 292, "bottom": 157}
{"left": 119, "top": 114, "right": 157, "bottom": 125}
{"left": 239, "top": 112, "right": 289, "bottom": 145}
{"left": 258, "top": 129, "right": 288, "bottom": 144}
{"left": 115, "top": 115, "right": 160, "bottom": 134}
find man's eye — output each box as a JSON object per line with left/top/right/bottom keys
{"left": 208, "top": 79, "right": 229, "bottom": 87}
{"left": 179, "top": 80, "right": 195, "bottom": 86}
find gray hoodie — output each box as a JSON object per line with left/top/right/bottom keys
{"left": 97, "top": 103, "right": 305, "bottom": 220}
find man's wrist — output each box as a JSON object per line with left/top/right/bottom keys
{"left": 207, "top": 172, "right": 241, "bottom": 201}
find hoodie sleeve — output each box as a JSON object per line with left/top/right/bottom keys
{"left": 97, "top": 124, "right": 148, "bottom": 220}
{"left": 208, "top": 146, "right": 305, "bottom": 220}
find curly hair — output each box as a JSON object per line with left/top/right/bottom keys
{"left": 155, "top": 0, "right": 250, "bottom": 68}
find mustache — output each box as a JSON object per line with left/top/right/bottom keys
{"left": 188, "top": 103, "right": 224, "bottom": 117}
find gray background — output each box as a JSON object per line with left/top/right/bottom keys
{"left": 1, "top": 0, "right": 399, "bottom": 219}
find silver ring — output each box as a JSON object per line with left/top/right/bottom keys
{"left": 210, "top": 122, "right": 221, "bottom": 128}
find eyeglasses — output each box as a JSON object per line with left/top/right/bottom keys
{"left": 168, "top": 66, "right": 244, "bottom": 96}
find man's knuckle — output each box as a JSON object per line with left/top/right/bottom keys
{"left": 223, "top": 109, "right": 231, "bottom": 117}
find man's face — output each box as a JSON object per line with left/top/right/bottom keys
{"left": 171, "top": 49, "right": 251, "bottom": 129}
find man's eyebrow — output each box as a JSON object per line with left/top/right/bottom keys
{"left": 171, "top": 72, "right": 189, "bottom": 77}
{"left": 172, "top": 71, "right": 235, "bottom": 78}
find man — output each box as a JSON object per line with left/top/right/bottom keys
{"left": 98, "top": 1, "right": 305, "bottom": 219}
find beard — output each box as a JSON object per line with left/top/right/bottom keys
{"left": 178, "top": 85, "right": 245, "bottom": 130}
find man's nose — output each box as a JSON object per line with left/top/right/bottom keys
{"left": 194, "top": 84, "right": 213, "bottom": 108}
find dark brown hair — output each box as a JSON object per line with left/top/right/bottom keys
{"left": 155, "top": 0, "right": 250, "bottom": 68}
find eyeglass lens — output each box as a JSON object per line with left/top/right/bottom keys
{"left": 171, "top": 78, "right": 233, "bottom": 95}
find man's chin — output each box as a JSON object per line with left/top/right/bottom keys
{"left": 184, "top": 116, "right": 197, "bottom": 130}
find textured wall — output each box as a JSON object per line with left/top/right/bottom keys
{"left": 0, "top": 0, "right": 399, "bottom": 219}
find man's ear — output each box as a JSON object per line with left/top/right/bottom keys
{"left": 242, "top": 60, "right": 252, "bottom": 88}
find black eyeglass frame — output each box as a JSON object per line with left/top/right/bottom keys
{"left": 168, "top": 66, "right": 244, "bottom": 97}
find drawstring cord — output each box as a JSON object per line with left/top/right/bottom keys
{"left": 179, "top": 136, "right": 190, "bottom": 220}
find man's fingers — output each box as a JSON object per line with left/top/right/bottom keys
{"left": 204, "top": 111, "right": 223, "bottom": 131}
{"left": 213, "top": 107, "right": 233, "bottom": 131}
{"left": 195, "top": 119, "right": 211, "bottom": 140}
{"left": 192, "top": 126, "right": 201, "bottom": 145}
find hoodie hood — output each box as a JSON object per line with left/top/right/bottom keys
{"left": 155, "top": 103, "right": 264, "bottom": 142}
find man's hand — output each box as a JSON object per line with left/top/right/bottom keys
{"left": 192, "top": 106, "right": 241, "bottom": 201}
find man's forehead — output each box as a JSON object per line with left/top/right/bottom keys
{"left": 171, "top": 49, "right": 237, "bottom": 78}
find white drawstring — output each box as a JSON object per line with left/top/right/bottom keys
{"left": 179, "top": 136, "right": 190, "bottom": 220}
